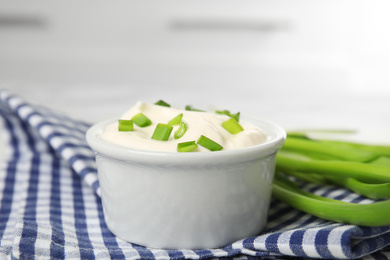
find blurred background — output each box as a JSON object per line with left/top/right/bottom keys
{"left": 0, "top": 0, "right": 389, "bottom": 143}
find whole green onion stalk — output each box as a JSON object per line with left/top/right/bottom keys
{"left": 273, "top": 132, "right": 390, "bottom": 226}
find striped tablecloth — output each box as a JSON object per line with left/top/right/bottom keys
{"left": 1, "top": 89, "right": 390, "bottom": 260}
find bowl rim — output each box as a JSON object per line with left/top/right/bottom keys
{"left": 86, "top": 116, "right": 286, "bottom": 164}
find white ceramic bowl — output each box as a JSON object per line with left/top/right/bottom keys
{"left": 86, "top": 117, "right": 286, "bottom": 250}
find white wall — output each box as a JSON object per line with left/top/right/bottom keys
{"left": 0, "top": 0, "right": 389, "bottom": 143}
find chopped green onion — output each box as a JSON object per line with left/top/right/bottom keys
{"left": 222, "top": 117, "right": 244, "bottom": 134}
{"left": 132, "top": 113, "right": 152, "bottom": 127}
{"left": 216, "top": 110, "right": 240, "bottom": 122}
{"left": 154, "top": 100, "right": 170, "bottom": 107}
{"left": 118, "top": 120, "right": 134, "bottom": 132}
{"left": 174, "top": 121, "right": 187, "bottom": 139}
{"left": 168, "top": 113, "right": 183, "bottom": 126}
{"left": 177, "top": 141, "right": 198, "bottom": 152}
{"left": 185, "top": 105, "right": 204, "bottom": 112}
{"left": 151, "top": 123, "right": 173, "bottom": 141}
{"left": 197, "top": 135, "right": 223, "bottom": 151}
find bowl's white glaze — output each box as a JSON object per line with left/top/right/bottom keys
{"left": 86, "top": 117, "right": 286, "bottom": 249}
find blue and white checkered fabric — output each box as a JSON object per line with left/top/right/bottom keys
{"left": 1, "top": 89, "right": 390, "bottom": 260}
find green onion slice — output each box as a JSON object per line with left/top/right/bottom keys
{"left": 118, "top": 119, "right": 134, "bottom": 132}
{"left": 168, "top": 113, "right": 183, "bottom": 126}
{"left": 154, "top": 100, "right": 170, "bottom": 107}
{"left": 185, "top": 105, "right": 204, "bottom": 112}
{"left": 132, "top": 113, "right": 152, "bottom": 127}
{"left": 151, "top": 123, "right": 173, "bottom": 141}
{"left": 222, "top": 117, "right": 244, "bottom": 134}
{"left": 177, "top": 141, "right": 198, "bottom": 152}
{"left": 174, "top": 121, "right": 187, "bottom": 139}
{"left": 216, "top": 110, "right": 240, "bottom": 122}
{"left": 197, "top": 135, "right": 223, "bottom": 151}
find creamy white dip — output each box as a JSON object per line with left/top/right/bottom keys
{"left": 100, "top": 102, "right": 267, "bottom": 152}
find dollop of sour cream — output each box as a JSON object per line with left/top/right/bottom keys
{"left": 100, "top": 102, "right": 267, "bottom": 152}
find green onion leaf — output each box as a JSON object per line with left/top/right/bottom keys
{"left": 185, "top": 105, "right": 205, "bottom": 112}
{"left": 282, "top": 137, "right": 378, "bottom": 162}
{"left": 222, "top": 117, "right": 244, "bottom": 134}
{"left": 216, "top": 110, "right": 240, "bottom": 122}
{"left": 154, "top": 100, "right": 170, "bottom": 107}
{"left": 118, "top": 119, "right": 134, "bottom": 132}
{"left": 276, "top": 151, "right": 390, "bottom": 184}
{"left": 197, "top": 135, "right": 223, "bottom": 151}
{"left": 151, "top": 123, "right": 173, "bottom": 141}
{"left": 132, "top": 113, "right": 152, "bottom": 127}
{"left": 177, "top": 141, "right": 198, "bottom": 152}
{"left": 274, "top": 132, "right": 390, "bottom": 225}
{"left": 168, "top": 113, "right": 183, "bottom": 126}
{"left": 327, "top": 176, "right": 390, "bottom": 200}
{"left": 174, "top": 121, "right": 187, "bottom": 139}
{"left": 273, "top": 175, "right": 390, "bottom": 226}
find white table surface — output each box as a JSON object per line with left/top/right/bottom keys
{"left": 2, "top": 82, "right": 389, "bottom": 146}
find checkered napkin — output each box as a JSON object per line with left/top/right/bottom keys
{"left": 1, "top": 89, "right": 390, "bottom": 260}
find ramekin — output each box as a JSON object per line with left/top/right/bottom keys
{"left": 86, "top": 117, "right": 286, "bottom": 249}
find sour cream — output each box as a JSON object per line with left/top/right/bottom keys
{"left": 100, "top": 102, "right": 267, "bottom": 152}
